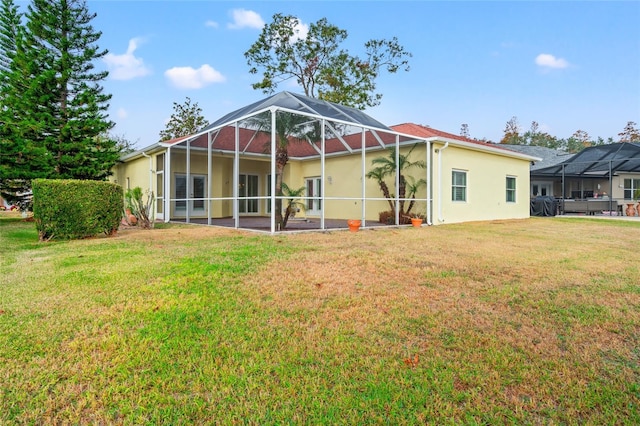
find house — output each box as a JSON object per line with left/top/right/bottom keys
{"left": 529, "top": 142, "right": 640, "bottom": 215}
{"left": 110, "top": 92, "right": 538, "bottom": 232}
{"left": 500, "top": 145, "right": 575, "bottom": 197}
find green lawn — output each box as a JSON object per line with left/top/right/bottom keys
{"left": 1, "top": 215, "right": 639, "bottom": 424}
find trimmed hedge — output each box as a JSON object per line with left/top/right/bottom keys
{"left": 32, "top": 179, "right": 123, "bottom": 240}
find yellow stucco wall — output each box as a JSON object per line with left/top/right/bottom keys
{"left": 110, "top": 155, "right": 154, "bottom": 193}
{"left": 114, "top": 141, "right": 532, "bottom": 225}
{"left": 296, "top": 145, "right": 430, "bottom": 222}
{"left": 431, "top": 142, "right": 531, "bottom": 224}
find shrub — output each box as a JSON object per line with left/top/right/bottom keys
{"left": 378, "top": 210, "right": 413, "bottom": 225}
{"left": 378, "top": 210, "right": 395, "bottom": 224}
{"left": 125, "top": 187, "right": 155, "bottom": 229}
{"left": 32, "top": 179, "right": 123, "bottom": 240}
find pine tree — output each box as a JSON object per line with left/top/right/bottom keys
{"left": 0, "top": 0, "right": 20, "bottom": 76}
{"left": 0, "top": 0, "right": 49, "bottom": 205}
{"left": 22, "top": 0, "right": 117, "bottom": 180}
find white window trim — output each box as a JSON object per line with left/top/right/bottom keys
{"left": 452, "top": 169, "right": 467, "bottom": 203}
{"left": 506, "top": 175, "right": 517, "bottom": 203}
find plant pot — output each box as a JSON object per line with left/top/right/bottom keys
{"left": 347, "top": 219, "right": 361, "bottom": 232}
{"left": 411, "top": 218, "right": 423, "bottom": 227}
{"left": 126, "top": 208, "right": 137, "bottom": 225}
{"left": 626, "top": 203, "right": 636, "bottom": 217}
{"left": 637, "top": 203, "right": 640, "bottom": 217}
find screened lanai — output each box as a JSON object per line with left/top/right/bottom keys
{"left": 532, "top": 142, "right": 640, "bottom": 214}
{"left": 160, "top": 91, "right": 432, "bottom": 233}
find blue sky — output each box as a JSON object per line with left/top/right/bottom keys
{"left": 79, "top": 0, "right": 640, "bottom": 148}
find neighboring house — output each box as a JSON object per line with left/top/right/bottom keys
{"left": 530, "top": 142, "right": 640, "bottom": 215}
{"left": 500, "top": 145, "right": 575, "bottom": 197}
{"left": 110, "top": 91, "right": 538, "bottom": 232}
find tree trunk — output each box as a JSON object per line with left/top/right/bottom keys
{"left": 378, "top": 180, "right": 395, "bottom": 212}
{"left": 398, "top": 174, "right": 406, "bottom": 216}
{"left": 275, "top": 146, "right": 288, "bottom": 230}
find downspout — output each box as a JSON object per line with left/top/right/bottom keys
{"left": 141, "top": 151, "right": 155, "bottom": 222}
{"left": 165, "top": 146, "right": 171, "bottom": 222}
{"left": 437, "top": 141, "right": 449, "bottom": 223}
{"left": 141, "top": 151, "right": 153, "bottom": 193}
{"left": 426, "top": 139, "right": 432, "bottom": 225}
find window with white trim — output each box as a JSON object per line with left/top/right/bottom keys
{"left": 506, "top": 176, "right": 516, "bottom": 203}
{"left": 452, "top": 170, "right": 467, "bottom": 202}
{"left": 624, "top": 178, "right": 640, "bottom": 199}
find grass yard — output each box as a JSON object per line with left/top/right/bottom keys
{"left": 0, "top": 215, "right": 639, "bottom": 424}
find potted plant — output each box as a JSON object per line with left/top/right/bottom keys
{"left": 123, "top": 189, "right": 138, "bottom": 225}
{"left": 635, "top": 188, "right": 640, "bottom": 216}
{"left": 405, "top": 212, "right": 425, "bottom": 227}
{"left": 347, "top": 219, "right": 361, "bottom": 232}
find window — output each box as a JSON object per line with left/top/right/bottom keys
{"left": 624, "top": 178, "right": 640, "bottom": 199}
{"left": 506, "top": 176, "right": 516, "bottom": 202}
{"left": 452, "top": 170, "right": 467, "bottom": 202}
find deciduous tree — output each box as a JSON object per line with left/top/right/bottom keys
{"left": 245, "top": 13, "right": 411, "bottom": 109}
{"left": 159, "top": 97, "right": 209, "bottom": 141}
{"left": 460, "top": 123, "right": 470, "bottom": 138}
{"left": 618, "top": 121, "right": 640, "bottom": 142}
{"left": 500, "top": 116, "right": 521, "bottom": 144}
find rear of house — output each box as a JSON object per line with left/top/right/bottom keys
{"left": 110, "top": 92, "right": 536, "bottom": 231}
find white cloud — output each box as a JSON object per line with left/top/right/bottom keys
{"left": 290, "top": 21, "right": 309, "bottom": 42}
{"left": 103, "top": 38, "right": 151, "bottom": 80}
{"left": 117, "top": 108, "right": 128, "bottom": 119}
{"left": 227, "top": 9, "right": 264, "bottom": 29}
{"left": 205, "top": 20, "right": 218, "bottom": 28}
{"left": 535, "top": 53, "right": 569, "bottom": 69}
{"left": 164, "top": 64, "right": 226, "bottom": 89}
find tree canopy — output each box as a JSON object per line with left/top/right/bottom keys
{"left": 498, "top": 116, "right": 636, "bottom": 153}
{"left": 0, "top": 0, "right": 117, "bottom": 204}
{"left": 159, "top": 97, "right": 210, "bottom": 141}
{"left": 619, "top": 121, "right": 640, "bottom": 142}
{"left": 244, "top": 13, "right": 412, "bottom": 110}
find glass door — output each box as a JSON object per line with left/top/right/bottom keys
{"left": 239, "top": 174, "right": 259, "bottom": 214}
{"left": 175, "top": 174, "right": 207, "bottom": 216}
{"left": 306, "top": 177, "right": 322, "bottom": 215}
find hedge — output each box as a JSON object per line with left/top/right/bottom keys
{"left": 32, "top": 179, "right": 123, "bottom": 241}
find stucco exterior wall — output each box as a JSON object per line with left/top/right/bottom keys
{"left": 113, "top": 140, "right": 532, "bottom": 226}
{"left": 109, "top": 155, "right": 155, "bottom": 193}
{"left": 296, "top": 145, "right": 429, "bottom": 222}
{"left": 431, "top": 142, "right": 531, "bottom": 224}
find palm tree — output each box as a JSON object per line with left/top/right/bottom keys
{"left": 366, "top": 144, "right": 426, "bottom": 219}
{"left": 404, "top": 175, "right": 426, "bottom": 218}
{"left": 245, "top": 110, "right": 319, "bottom": 230}
{"left": 280, "top": 182, "right": 306, "bottom": 229}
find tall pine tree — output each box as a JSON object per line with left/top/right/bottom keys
{"left": 0, "top": 0, "right": 49, "bottom": 205}
{"left": 21, "top": 0, "right": 117, "bottom": 180}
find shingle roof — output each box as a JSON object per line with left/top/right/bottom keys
{"left": 500, "top": 145, "right": 574, "bottom": 170}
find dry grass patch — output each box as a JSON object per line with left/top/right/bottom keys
{"left": 246, "top": 218, "right": 640, "bottom": 422}
{"left": 1, "top": 216, "right": 639, "bottom": 424}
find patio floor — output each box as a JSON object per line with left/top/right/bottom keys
{"left": 170, "top": 216, "right": 395, "bottom": 233}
